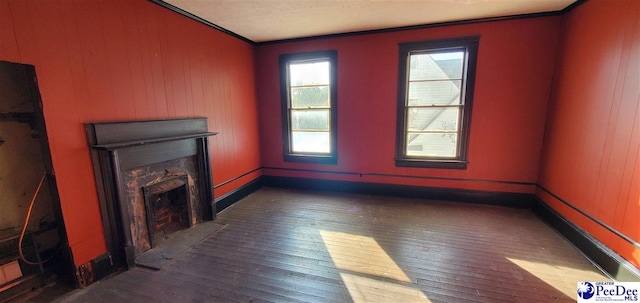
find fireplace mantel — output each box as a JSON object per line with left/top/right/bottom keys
{"left": 86, "top": 118, "right": 216, "bottom": 271}
{"left": 92, "top": 132, "right": 217, "bottom": 151}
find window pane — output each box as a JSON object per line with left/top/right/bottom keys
{"left": 281, "top": 50, "right": 337, "bottom": 163}
{"left": 409, "top": 52, "right": 464, "bottom": 81}
{"left": 291, "top": 109, "right": 329, "bottom": 131}
{"left": 407, "top": 107, "right": 459, "bottom": 132}
{"left": 407, "top": 80, "right": 461, "bottom": 106}
{"left": 291, "top": 86, "right": 330, "bottom": 108}
{"left": 290, "top": 61, "right": 329, "bottom": 86}
{"left": 292, "top": 131, "right": 330, "bottom": 153}
{"left": 406, "top": 133, "right": 458, "bottom": 158}
{"left": 396, "top": 38, "right": 478, "bottom": 167}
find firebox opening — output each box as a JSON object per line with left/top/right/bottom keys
{"left": 143, "top": 175, "right": 192, "bottom": 248}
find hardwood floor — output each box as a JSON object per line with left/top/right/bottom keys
{"left": 55, "top": 187, "right": 608, "bottom": 303}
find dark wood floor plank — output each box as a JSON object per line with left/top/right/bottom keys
{"left": 205, "top": 215, "right": 580, "bottom": 296}
{"left": 194, "top": 231, "right": 560, "bottom": 302}
{"left": 171, "top": 258, "right": 345, "bottom": 302}
{"left": 55, "top": 187, "right": 609, "bottom": 303}
{"left": 176, "top": 250, "right": 352, "bottom": 301}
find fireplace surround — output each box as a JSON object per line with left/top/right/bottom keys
{"left": 86, "top": 118, "right": 216, "bottom": 269}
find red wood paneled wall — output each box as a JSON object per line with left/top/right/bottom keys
{"left": 537, "top": 0, "right": 640, "bottom": 267}
{"left": 0, "top": 0, "right": 261, "bottom": 266}
{"left": 1, "top": 0, "right": 635, "bottom": 272}
{"left": 256, "top": 17, "right": 561, "bottom": 194}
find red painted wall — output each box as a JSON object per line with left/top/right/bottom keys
{"left": 538, "top": 0, "right": 640, "bottom": 267}
{"left": 256, "top": 17, "right": 561, "bottom": 194}
{"left": 2, "top": 0, "right": 633, "bottom": 275}
{"left": 0, "top": 0, "right": 261, "bottom": 266}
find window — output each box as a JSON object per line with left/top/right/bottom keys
{"left": 280, "top": 50, "right": 338, "bottom": 164}
{"left": 396, "top": 37, "right": 479, "bottom": 169}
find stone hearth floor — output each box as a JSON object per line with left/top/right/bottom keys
{"left": 135, "top": 221, "right": 227, "bottom": 270}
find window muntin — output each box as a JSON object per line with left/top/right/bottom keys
{"left": 396, "top": 37, "right": 478, "bottom": 169}
{"left": 280, "top": 51, "right": 337, "bottom": 164}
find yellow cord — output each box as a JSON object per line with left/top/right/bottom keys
{"left": 18, "top": 173, "right": 58, "bottom": 265}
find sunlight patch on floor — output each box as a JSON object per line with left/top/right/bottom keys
{"left": 507, "top": 257, "right": 609, "bottom": 299}
{"left": 319, "top": 230, "right": 411, "bottom": 282}
{"left": 339, "top": 272, "right": 431, "bottom": 303}
{"left": 320, "top": 230, "right": 429, "bottom": 302}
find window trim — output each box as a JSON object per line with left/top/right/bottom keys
{"left": 280, "top": 50, "right": 338, "bottom": 164}
{"left": 395, "top": 36, "right": 479, "bottom": 169}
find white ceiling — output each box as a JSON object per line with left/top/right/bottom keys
{"left": 160, "top": 0, "right": 577, "bottom": 43}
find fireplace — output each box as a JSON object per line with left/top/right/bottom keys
{"left": 86, "top": 118, "right": 216, "bottom": 269}
{"left": 142, "top": 174, "right": 192, "bottom": 248}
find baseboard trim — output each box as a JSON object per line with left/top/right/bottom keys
{"left": 262, "top": 175, "right": 535, "bottom": 208}
{"left": 215, "top": 176, "right": 264, "bottom": 213}
{"left": 537, "top": 185, "right": 639, "bottom": 249}
{"left": 532, "top": 198, "right": 640, "bottom": 281}
{"left": 91, "top": 252, "right": 116, "bottom": 282}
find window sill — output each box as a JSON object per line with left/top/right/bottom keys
{"left": 284, "top": 154, "right": 337, "bottom": 165}
{"left": 395, "top": 158, "right": 467, "bottom": 169}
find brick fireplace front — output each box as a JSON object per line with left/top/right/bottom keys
{"left": 142, "top": 173, "right": 192, "bottom": 249}
{"left": 125, "top": 158, "right": 200, "bottom": 256}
